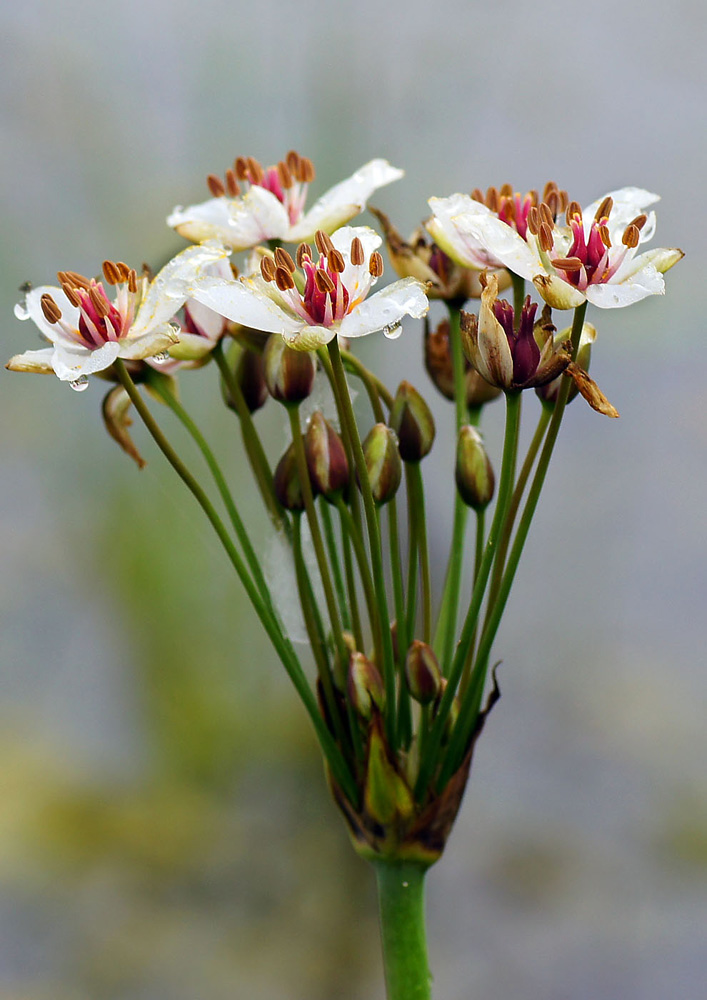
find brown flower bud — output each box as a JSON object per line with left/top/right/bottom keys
{"left": 361, "top": 423, "right": 402, "bottom": 505}
{"left": 405, "top": 640, "right": 442, "bottom": 705}
{"left": 455, "top": 425, "right": 495, "bottom": 509}
{"left": 388, "top": 381, "right": 435, "bottom": 462}
{"left": 263, "top": 333, "right": 316, "bottom": 404}
{"left": 273, "top": 442, "right": 307, "bottom": 511}
{"left": 425, "top": 318, "right": 501, "bottom": 408}
{"left": 304, "top": 411, "right": 349, "bottom": 499}
{"left": 221, "top": 341, "right": 268, "bottom": 414}
{"left": 348, "top": 651, "right": 385, "bottom": 719}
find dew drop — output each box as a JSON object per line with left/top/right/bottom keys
{"left": 383, "top": 322, "right": 402, "bottom": 340}
{"left": 151, "top": 351, "right": 171, "bottom": 364}
{"left": 402, "top": 881, "right": 409, "bottom": 888}
{"left": 69, "top": 375, "right": 89, "bottom": 392}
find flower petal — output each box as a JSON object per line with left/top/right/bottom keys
{"left": 119, "top": 326, "right": 179, "bottom": 360}
{"left": 5, "top": 347, "right": 56, "bottom": 374}
{"left": 338, "top": 278, "right": 428, "bottom": 339}
{"left": 290, "top": 159, "right": 403, "bottom": 241}
{"left": 585, "top": 266, "right": 665, "bottom": 308}
{"left": 533, "top": 273, "right": 587, "bottom": 310}
{"left": 167, "top": 197, "right": 240, "bottom": 246}
{"left": 132, "top": 243, "right": 230, "bottom": 336}
{"left": 228, "top": 186, "right": 291, "bottom": 248}
{"left": 453, "top": 211, "right": 540, "bottom": 279}
{"left": 281, "top": 324, "right": 336, "bottom": 350}
{"left": 16, "top": 285, "right": 80, "bottom": 345}
{"left": 583, "top": 187, "right": 660, "bottom": 241}
{"left": 189, "top": 276, "right": 304, "bottom": 336}
{"left": 426, "top": 195, "right": 498, "bottom": 269}
{"left": 52, "top": 341, "right": 121, "bottom": 380}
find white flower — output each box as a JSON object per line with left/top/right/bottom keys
{"left": 186, "top": 226, "right": 429, "bottom": 351}
{"left": 168, "top": 151, "right": 404, "bottom": 252}
{"left": 430, "top": 186, "right": 683, "bottom": 310}
{"left": 7, "top": 244, "right": 230, "bottom": 389}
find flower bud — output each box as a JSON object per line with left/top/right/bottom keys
{"left": 348, "top": 651, "right": 385, "bottom": 720}
{"left": 388, "top": 381, "right": 435, "bottom": 462}
{"left": 425, "top": 318, "right": 501, "bottom": 408}
{"left": 455, "top": 425, "right": 495, "bottom": 509}
{"left": 221, "top": 340, "right": 268, "bottom": 413}
{"left": 304, "top": 411, "right": 350, "bottom": 500}
{"left": 361, "top": 423, "right": 402, "bottom": 505}
{"left": 263, "top": 333, "right": 316, "bottom": 404}
{"left": 273, "top": 441, "right": 307, "bottom": 511}
{"left": 405, "top": 640, "right": 442, "bottom": 705}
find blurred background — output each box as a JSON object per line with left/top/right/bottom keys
{"left": 1, "top": 1, "right": 705, "bottom": 997}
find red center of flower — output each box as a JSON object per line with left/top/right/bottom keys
{"left": 41, "top": 261, "right": 139, "bottom": 351}
{"left": 207, "top": 151, "right": 316, "bottom": 227}
{"left": 492, "top": 295, "right": 541, "bottom": 384}
{"left": 472, "top": 182, "right": 569, "bottom": 240}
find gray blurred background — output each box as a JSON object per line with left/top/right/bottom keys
{"left": 1, "top": 1, "right": 705, "bottom": 998}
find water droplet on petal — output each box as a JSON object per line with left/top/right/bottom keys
{"left": 69, "top": 375, "right": 89, "bottom": 392}
{"left": 151, "top": 351, "right": 171, "bottom": 364}
{"left": 383, "top": 322, "right": 402, "bottom": 340}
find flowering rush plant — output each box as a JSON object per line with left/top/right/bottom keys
{"left": 7, "top": 154, "right": 683, "bottom": 999}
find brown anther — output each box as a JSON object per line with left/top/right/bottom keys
{"left": 89, "top": 285, "right": 110, "bottom": 317}
{"left": 369, "top": 251, "right": 384, "bottom": 277}
{"left": 274, "top": 247, "right": 296, "bottom": 272}
{"left": 594, "top": 196, "right": 613, "bottom": 222}
{"left": 502, "top": 197, "right": 516, "bottom": 222}
{"left": 622, "top": 224, "right": 640, "bottom": 248}
{"left": 296, "top": 243, "right": 312, "bottom": 267}
{"left": 127, "top": 269, "right": 138, "bottom": 293}
{"left": 599, "top": 225, "right": 612, "bottom": 248}
{"left": 141, "top": 262, "right": 153, "bottom": 281}
{"left": 485, "top": 186, "right": 499, "bottom": 211}
{"left": 558, "top": 190, "right": 569, "bottom": 211}
{"left": 261, "top": 256, "right": 277, "bottom": 281}
{"left": 350, "top": 236, "right": 365, "bottom": 266}
{"left": 102, "top": 260, "right": 120, "bottom": 285}
{"left": 225, "top": 168, "right": 240, "bottom": 197}
{"left": 328, "top": 248, "right": 345, "bottom": 273}
{"left": 116, "top": 262, "right": 132, "bottom": 281}
{"left": 40, "top": 293, "right": 62, "bottom": 324}
{"left": 628, "top": 213, "right": 648, "bottom": 232}
{"left": 64, "top": 270, "right": 91, "bottom": 289}
{"left": 56, "top": 270, "right": 69, "bottom": 285}
{"left": 277, "top": 161, "right": 293, "bottom": 189}
{"left": 539, "top": 222, "right": 555, "bottom": 253}
{"left": 545, "top": 190, "right": 559, "bottom": 217}
{"left": 539, "top": 203, "right": 555, "bottom": 229}
{"left": 499, "top": 182, "right": 513, "bottom": 198}
{"left": 246, "top": 157, "right": 264, "bottom": 185}
{"left": 542, "top": 181, "right": 559, "bottom": 202}
{"left": 471, "top": 188, "right": 485, "bottom": 203}
{"left": 551, "top": 256, "right": 583, "bottom": 272}
{"left": 286, "top": 150, "right": 301, "bottom": 174}
{"left": 234, "top": 156, "right": 248, "bottom": 180}
{"left": 61, "top": 282, "right": 81, "bottom": 307}
{"left": 565, "top": 201, "right": 583, "bottom": 224}
{"left": 207, "top": 173, "right": 226, "bottom": 198}
{"left": 299, "top": 157, "right": 315, "bottom": 183}
{"left": 314, "top": 269, "right": 335, "bottom": 294}
{"left": 527, "top": 206, "right": 540, "bottom": 235}
{"left": 275, "top": 266, "right": 296, "bottom": 292}
{"left": 314, "top": 230, "right": 334, "bottom": 256}
{"left": 528, "top": 189, "right": 539, "bottom": 206}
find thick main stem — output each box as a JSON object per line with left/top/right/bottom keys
{"left": 374, "top": 860, "right": 432, "bottom": 1000}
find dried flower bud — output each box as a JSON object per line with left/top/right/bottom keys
{"left": 348, "top": 651, "right": 385, "bottom": 719}
{"left": 388, "top": 381, "right": 435, "bottom": 462}
{"left": 536, "top": 322, "right": 596, "bottom": 407}
{"left": 455, "top": 425, "right": 495, "bottom": 509}
{"left": 221, "top": 341, "right": 268, "bottom": 414}
{"left": 405, "top": 640, "right": 442, "bottom": 705}
{"left": 263, "top": 333, "right": 316, "bottom": 404}
{"left": 304, "top": 411, "right": 350, "bottom": 499}
{"left": 273, "top": 442, "right": 307, "bottom": 511}
{"left": 361, "top": 423, "right": 402, "bottom": 505}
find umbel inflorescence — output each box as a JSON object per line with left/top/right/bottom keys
{"left": 7, "top": 152, "right": 683, "bottom": 941}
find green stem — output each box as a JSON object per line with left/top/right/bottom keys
{"left": 407, "top": 463, "right": 432, "bottom": 644}
{"left": 320, "top": 499, "right": 350, "bottom": 632}
{"left": 374, "top": 860, "right": 432, "bottom": 1000}
{"left": 511, "top": 272, "right": 526, "bottom": 319}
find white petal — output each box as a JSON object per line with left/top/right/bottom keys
{"left": 281, "top": 324, "right": 336, "bottom": 350}
{"left": 52, "top": 341, "right": 121, "bottom": 380}
{"left": 583, "top": 186, "right": 660, "bottom": 235}
{"left": 5, "top": 347, "right": 56, "bottom": 374}
{"left": 477, "top": 280, "right": 513, "bottom": 385}
{"left": 184, "top": 297, "right": 226, "bottom": 342}
{"left": 426, "top": 195, "right": 496, "bottom": 269}
{"left": 132, "top": 243, "right": 230, "bottom": 336}
{"left": 585, "top": 267, "right": 665, "bottom": 309}
{"left": 533, "top": 273, "right": 587, "bottom": 310}
{"left": 119, "top": 326, "right": 180, "bottom": 360}
{"left": 289, "top": 159, "right": 403, "bottom": 241}
{"left": 332, "top": 225, "right": 383, "bottom": 297}
{"left": 338, "top": 278, "right": 428, "bottom": 339}
{"left": 168, "top": 197, "right": 241, "bottom": 245}
{"left": 167, "top": 332, "right": 214, "bottom": 361}
{"left": 189, "top": 276, "right": 304, "bottom": 335}
{"left": 454, "top": 212, "right": 540, "bottom": 279}
{"left": 18, "top": 285, "right": 80, "bottom": 345}
{"left": 228, "top": 186, "right": 291, "bottom": 247}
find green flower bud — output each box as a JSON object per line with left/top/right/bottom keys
{"left": 263, "top": 333, "right": 316, "bottom": 405}
{"left": 273, "top": 441, "right": 307, "bottom": 511}
{"left": 304, "top": 411, "right": 350, "bottom": 500}
{"left": 388, "top": 380, "right": 435, "bottom": 462}
{"left": 348, "top": 651, "right": 385, "bottom": 720}
{"left": 405, "top": 640, "right": 442, "bottom": 704}
{"left": 221, "top": 340, "right": 268, "bottom": 414}
{"left": 361, "top": 423, "right": 402, "bottom": 505}
{"left": 455, "top": 425, "right": 495, "bottom": 509}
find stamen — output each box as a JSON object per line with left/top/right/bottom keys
{"left": 315, "top": 230, "right": 334, "bottom": 256}
{"left": 260, "top": 256, "right": 276, "bottom": 282}
{"left": 225, "top": 168, "right": 240, "bottom": 197}
{"left": 539, "top": 222, "right": 555, "bottom": 252}
{"left": 89, "top": 285, "right": 110, "bottom": 318}
{"left": 369, "top": 251, "right": 384, "bottom": 277}
{"left": 471, "top": 188, "right": 485, "bottom": 203}
{"left": 277, "top": 161, "right": 293, "bottom": 189}
{"left": 299, "top": 157, "right": 315, "bottom": 183}
{"left": 622, "top": 224, "right": 640, "bottom": 248}
{"left": 545, "top": 190, "right": 560, "bottom": 217}
{"left": 116, "top": 262, "right": 132, "bottom": 282}
{"left": 594, "top": 196, "right": 613, "bottom": 222}
{"left": 141, "top": 262, "right": 153, "bottom": 281}
{"left": 246, "top": 157, "right": 264, "bottom": 185}
{"left": 551, "top": 256, "right": 583, "bottom": 272}
{"left": 499, "top": 183, "right": 513, "bottom": 198}
{"left": 527, "top": 206, "right": 540, "bottom": 235}
{"left": 102, "top": 260, "right": 120, "bottom": 285}
{"left": 599, "top": 225, "right": 611, "bottom": 248}
{"left": 63, "top": 270, "right": 91, "bottom": 290}
{"left": 234, "top": 157, "right": 248, "bottom": 181}
{"left": 207, "top": 173, "right": 226, "bottom": 197}
{"left": 275, "top": 267, "right": 296, "bottom": 292}
{"left": 557, "top": 190, "right": 569, "bottom": 212}
{"left": 296, "top": 243, "right": 312, "bottom": 267}
{"left": 350, "top": 237, "right": 365, "bottom": 266}
{"left": 485, "top": 186, "right": 499, "bottom": 211}
{"left": 61, "top": 282, "right": 81, "bottom": 307}
{"left": 628, "top": 214, "right": 648, "bottom": 232}
{"left": 328, "top": 249, "right": 345, "bottom": 274}
{"left": 528, "top": 189, "right": 539, "bottom": 206}
{"left": 274, "top": 247, "right": 296, "bottom": 272}
{"left": 286, "top": 150, "right": 301, "bottom": 175}
{"left": 542, "top": 182, "right": 558, "bottom": 201}
{"left": 566, "top": 201, "right": 582, "bottom": 224}
{"left": 539, "top": 203, "right": 555, "bottom": 229}
{"left": 40, "top": 293, "right": 62, "bottom": 324}
{"left": 315, "top": 270, "right": 335, "bottom": 294}
{"left": 127, "top": 269, "right": 138, "bottom": 293}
